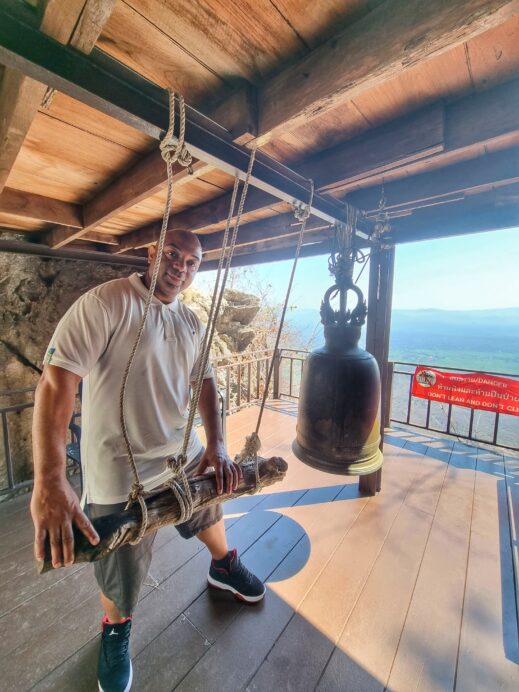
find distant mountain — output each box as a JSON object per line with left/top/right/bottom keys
{"left": 285, "top": 307, "right": 519, "bottom": 375}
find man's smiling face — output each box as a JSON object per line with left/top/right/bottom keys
{"left": 145, "top": 230, "right": 202, "bottom": 303}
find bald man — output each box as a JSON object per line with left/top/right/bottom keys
{"left": 31, "top": 230, "right": 264, "bottom": 692}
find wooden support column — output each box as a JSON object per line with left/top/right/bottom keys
{"left": 359, "top": 243, "right": 395, "bottom": 495}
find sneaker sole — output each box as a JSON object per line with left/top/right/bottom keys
{"left": 207, "top": 574, "right": 266, "bottom": 603}
{"left": 98, "top": 660, "right": 133, "bottom": 692}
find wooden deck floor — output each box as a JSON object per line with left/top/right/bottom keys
{"left": 1, "top": 401, "right": 518, "bottom": 691}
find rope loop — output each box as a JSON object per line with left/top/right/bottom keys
{"left": 235, "top": 431, "right": 263, "bottom": 492}
{"left": 125, "top": 485, "right": 149, "bottom": 545}
{"left": 159, "top": 92, "right": 193, "bottom": 168}
{"left": 166, "top": 453, "right": 193, "bottom": 523}
{"left": 167, "top": 453, "right": 187, "bottom": 475}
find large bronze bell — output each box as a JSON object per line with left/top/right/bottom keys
{"left": 292, "top": 241, "right": 383, "bottom": 476}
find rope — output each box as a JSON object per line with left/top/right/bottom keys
{"left": 119, "top": 91, "right": 192, "bottom": 544}
{"left": 177, "top": 149, "right": 256, "bottom": 456}
{"left": 165, "top": 149, "right": 257, "bottom": 497}
{"left": 235, "top": 181, "right": 315, "bottom": 491}
{"left": 254, "top": 181, "right": 315, "bottom": 436}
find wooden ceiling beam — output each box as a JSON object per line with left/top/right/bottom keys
{"left": 0, "top": 187, "right": 82, "bottom": 227}
{"left": 0, "top": 0, "right": 117, "bottom": 194}
{"left": 303, "top": 78, "right": 519, "bottom": 194}
{"left": 45, "top": 156, "right": 209, "bottom": 248}
{"left": 202, "top": 227, "right": 330, "bottom": 262}
{"left": 117, "top": 77, "right": 519, "bottom": 251}
{"left": 253, "top": 0, "right": 519, "bottom": 146}
{"left": 114, "top": 187, "right": 284, "bottom": 253}
{"left": 199, "top": 212, "right": 331, "bottom": 254}
{"left": 384, "top": 192, "right": 519, "bottom": 245}
{"left": 347, "top": 146, "right": 519, "bottom": 216}
{"left": 200, "top": 187, "right": 519, "bottom": 271}
{"left": 199, "top": 240, "right": 332, "bottom": 272}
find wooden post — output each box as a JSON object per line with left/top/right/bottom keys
{"left": 359, "top": 243, "right": 395, "bottom": 495}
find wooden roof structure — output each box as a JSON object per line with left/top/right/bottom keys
{"left": 0, "top": 0, "right": 518, "bottom": 270}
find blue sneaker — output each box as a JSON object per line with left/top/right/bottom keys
{"left": 98, "top": 616, "right": 133, "bottom": 692}
{"left": 208, "top": 548, "right": 266, "bottom": 603}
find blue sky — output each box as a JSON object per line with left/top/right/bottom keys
{"left": 197, "top": 227, "right": 519, "bottom": 311}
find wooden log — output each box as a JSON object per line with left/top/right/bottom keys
{"left": 37, "top": 455, "right": 288, "bottom": 574}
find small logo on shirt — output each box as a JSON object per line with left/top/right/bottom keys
{"left": 44, "top": 347, "right": 56, "bottom": 365}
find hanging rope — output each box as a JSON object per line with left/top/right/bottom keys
{"left": 166, "top": 150, "right": 258, "bottom": 487}
{"left": 119, "top": 91, "right": 192, "bottom": 544}
{"left": 235, "top": 181, "right": 315, "bottom": 490}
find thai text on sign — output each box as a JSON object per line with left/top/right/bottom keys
{"left": 411, "top": 367, "right": 519, "bottom": 417}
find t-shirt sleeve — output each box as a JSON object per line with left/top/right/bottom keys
{"left": 43, "top": 293, "right": 112, "bottom": 378}
{"left": 190, "top": 321, "right": 214, "bottom": 382}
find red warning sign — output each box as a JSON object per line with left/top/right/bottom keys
{"left": 411, "top": 367, "right": 519, "bottom": 417}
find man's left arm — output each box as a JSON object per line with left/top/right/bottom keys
{"left": 195, "top": 376, "right": 242, "bottom": 495}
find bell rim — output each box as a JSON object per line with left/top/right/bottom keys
{"left": 292, "top": 439, "right": 383, "bottom": 476}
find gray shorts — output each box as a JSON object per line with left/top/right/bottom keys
{"left": 86, "top": 449, "right": 223, "bottom": 617}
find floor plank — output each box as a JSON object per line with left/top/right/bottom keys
{"left": 387, "top": 443, "right": 476, "bottom": 691}
{"left": 455, "top": 448, "right": 519, "bottom": 691}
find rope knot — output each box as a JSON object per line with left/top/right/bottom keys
{"left": 167, "top": 453, "right": 187, "bottom": 476}
{"left": 160, "top": 136, "right": 192, "bottom": 167}
{"left": 160, "top": 91, "right": 192, "bottom": 168}
{"left": 294, "top": 202, "right": 311, "bottom": 222}
{"left": 235, "top": 432, "right": 261, "bottom": 464}
{"left": 126, "top": 481, "right": 145, "bottom": 507}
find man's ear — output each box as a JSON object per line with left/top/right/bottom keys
{"left": 147, "top": 244, "right": 156, "bottom": 265}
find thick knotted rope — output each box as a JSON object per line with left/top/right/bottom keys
{"left": 120, "top": 91, "right": 193, "bottom": 545}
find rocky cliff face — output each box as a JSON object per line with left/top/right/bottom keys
{"left": 0, "top": 254, "right": 261, "bottom": 492}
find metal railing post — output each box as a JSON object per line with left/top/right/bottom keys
{"left": 273, "top": 349, "right": 281, "bottom": 399}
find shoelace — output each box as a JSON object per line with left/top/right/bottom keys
{"left": 230, "top": 558, "right": 253, "bottom": 585}
{"left": 102, "top": 624, "right": 131, "bottom": 666}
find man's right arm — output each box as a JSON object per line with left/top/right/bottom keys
{"left": 31, "top": 364, "right": 99, "bottom": 568}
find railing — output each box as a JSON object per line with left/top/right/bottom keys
{"left": 3, "top": 355, "right": 517, "bottom": 496}
{"left": 249, "top": 351, "right": 519, "bottom": 452}
{"left": 390, "top": 362, "right": 518, "bottom": 452}
{"left": 0, "top": 389, "right": 35, "bottom": 495}
{"left": 0, "top": 387, "right": 80, "bottom": 497}
{"left": 213, "top": 349, "right": 275, "bottom": 413}
{"left": 276, "top": 348, "right": 308, "bottom": 399}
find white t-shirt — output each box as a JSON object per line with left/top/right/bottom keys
{"left": 44, "top": 273, "right": 213, "bottom": 504}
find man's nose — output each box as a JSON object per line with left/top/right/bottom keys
{"left": 172, "top": 256, "right": 187, "bottom": 272}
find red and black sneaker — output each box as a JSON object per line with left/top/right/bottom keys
{"left": 208, "top": 548, "right": 266, "bottom": 603}
{"left": 98, "top": 615, "right": 133, "bottom": 692}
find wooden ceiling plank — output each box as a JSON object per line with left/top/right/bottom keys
{"left": 0, "top": 0, "right": 116, "bottom": 193}
{"left": 199, "top": 240, "right": 331, "bottom": 271}
{"left": 200, "top": 212, "right": 331, "bottom": 253}
{"left": 300, "top": 104, "right": 445, "bottom": 191}
{"left": 45, "top": 157, "right": 210, "bottom": 248}
{"left": 114, "top": 187, "right": 282, "bottom": 252}
{"left": 81, "top": 230, "right": 119, "bottom": 245}
{"left": 97, "top": 1, "right": 230, "bottom": 104}
{"left": 254, "top": 0, "right": 519, "bottom": 146}
{"left": 114, "top": 76, "right": 519, "bottom": 247}
{"left": 384, "top": 187, "right": 519, "bottom": 244}
{"left": 122, "top": 0, "right": 307, "bottom": 86}
{"left": 202, "top": 227, "right": 330, "bottom": 262}
{"left": 312, "top": 77, "right": 519, "bottom": 195}
{"left": 0, "top": 187, "right": 83, "bottom": 227}
{"left": 347, "top": 146, "right": 519, "bottom": 214}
